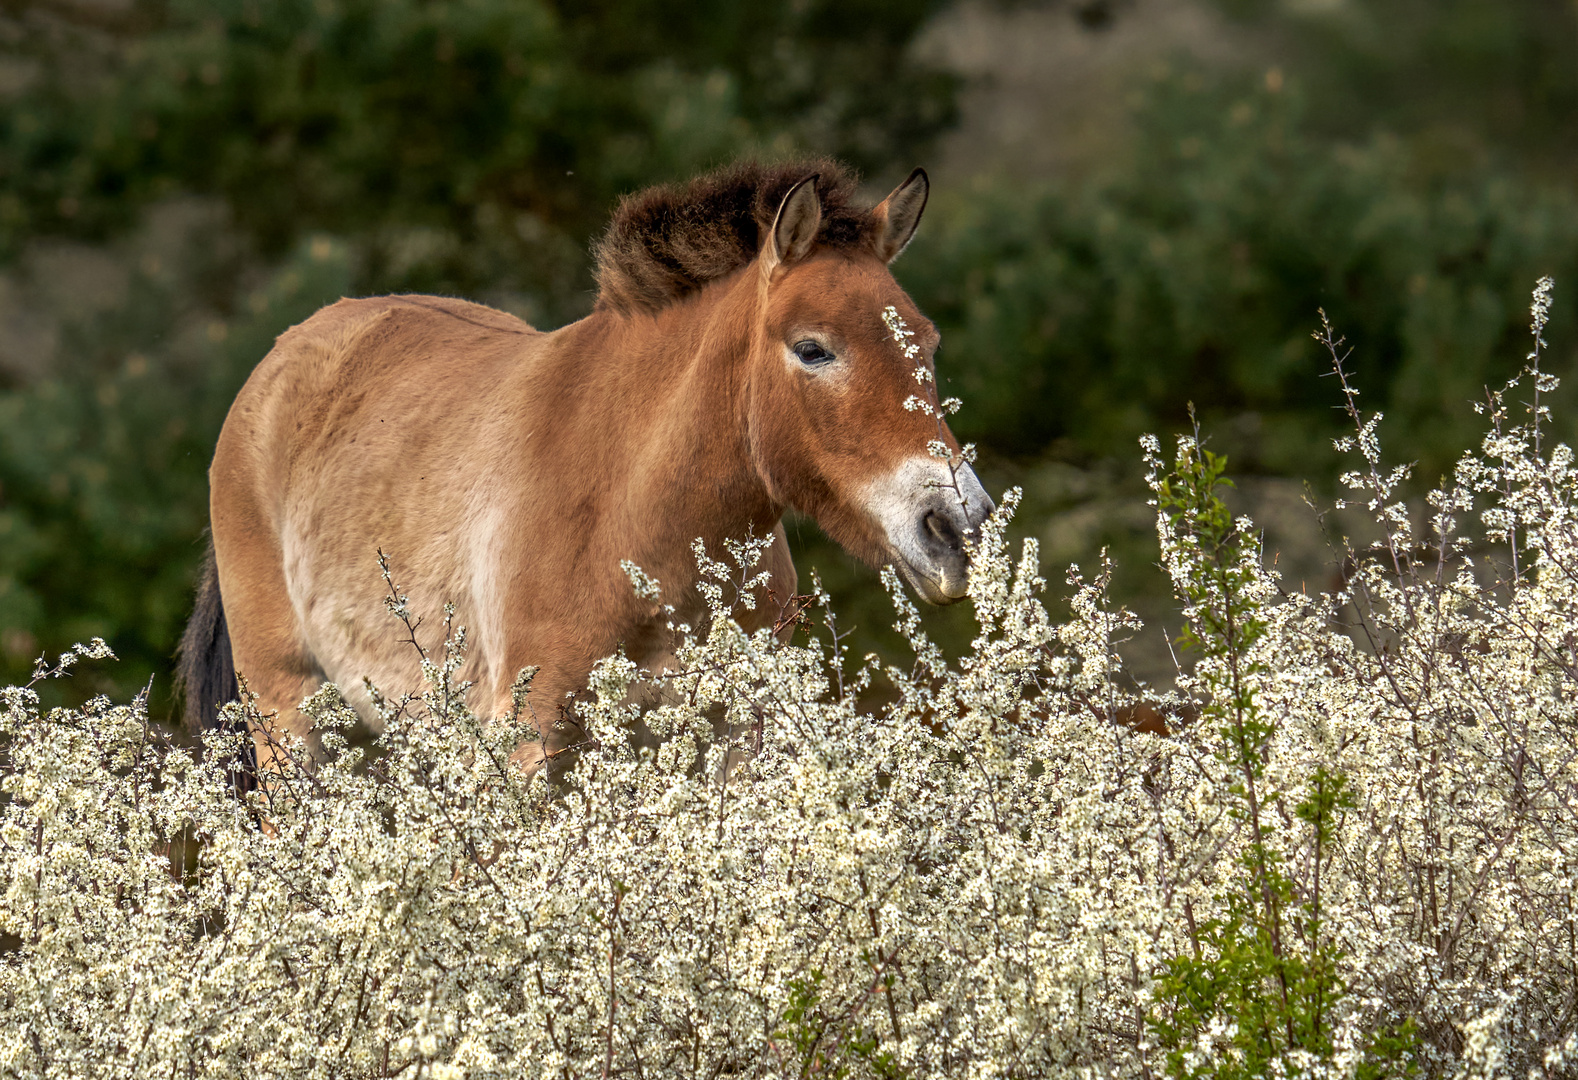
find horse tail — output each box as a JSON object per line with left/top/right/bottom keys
{"left": 177, "top": 538, "right": 255, "bottom": 791}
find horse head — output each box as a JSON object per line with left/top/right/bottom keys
{"left": 745, "top": 169, "right": 994, "bottom": 603}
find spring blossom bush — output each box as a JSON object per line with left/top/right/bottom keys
{"left": 2, "top": 284, "right": 1576, "bottom": 1077}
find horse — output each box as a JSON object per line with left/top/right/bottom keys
{"left": 177, "top": 158, "right": 994, "bottom": 776}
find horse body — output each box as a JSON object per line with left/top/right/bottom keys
{"left": 184, "top": 160, "right": 992, "bottom": 773}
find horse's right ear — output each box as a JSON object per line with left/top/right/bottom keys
{"left": 762, "top": 174, "right": 822, "bottom": 279}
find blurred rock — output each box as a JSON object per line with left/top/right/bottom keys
{"left": 916, "top": 0, "right": 1256, "bottom": 183}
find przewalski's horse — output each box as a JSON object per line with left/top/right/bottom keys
{"left": 178, "top": 159, "right": 993, "bottom": 775}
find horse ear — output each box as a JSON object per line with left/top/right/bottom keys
{"left": 872, "top": 167, "right": 929, "bottom": 263}
{"left": 764, "top": 173, "right": 822, "bottom": 277}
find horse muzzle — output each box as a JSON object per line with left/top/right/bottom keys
{"left": 864, "top": 456, "right": 995, "bottom": 605}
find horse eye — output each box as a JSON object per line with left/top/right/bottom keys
{"left": 793, "top": 340, "right": 833, "bottom": 365}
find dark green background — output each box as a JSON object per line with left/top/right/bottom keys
{"left": 1, "top": 0, "right": 1574, "bottom": 711}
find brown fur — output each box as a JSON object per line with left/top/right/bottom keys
{"left": 186, "top": 161, "right": 985, "bottom": 778}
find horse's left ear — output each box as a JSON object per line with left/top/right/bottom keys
{"left": 872, "top": 167, "right": 929, "bottom": 263}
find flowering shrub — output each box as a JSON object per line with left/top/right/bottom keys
{"left": 3, "top": 284, "right": 1577, "bottom": 1077}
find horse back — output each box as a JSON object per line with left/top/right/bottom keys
{"left": 232, "top": 293, "right": 536, "bottom": 476}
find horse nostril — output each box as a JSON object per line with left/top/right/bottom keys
{"left": 923, "top": 510, "right": 963, "bottom": 552}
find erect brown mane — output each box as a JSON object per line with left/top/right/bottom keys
{"left": 593, "top": 158, "right": 877, "bottom": 315}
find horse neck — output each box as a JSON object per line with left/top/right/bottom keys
{"left": 570, "top": 271, "right": 781, "bottom": 561}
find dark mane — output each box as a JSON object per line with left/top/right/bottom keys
{"left": 593, "top": 158, "right": 877, "bottom": 315}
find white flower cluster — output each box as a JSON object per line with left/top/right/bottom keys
{"left": 2, "top": 286, "right": 1575, "bottom": 1077}
{"left": 885, "top": 303, "right": 963, "bottom": 424}
{"left": 884, "top": 304, "right": 975, "bottom": 514}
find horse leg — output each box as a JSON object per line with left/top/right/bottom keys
{"left": 211, "top": 508, "right": 328, "bottom": 779}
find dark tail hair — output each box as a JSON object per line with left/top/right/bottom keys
{"left": 176, "top": 538, "right": 255, "bottom": 792}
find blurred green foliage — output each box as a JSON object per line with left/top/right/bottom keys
{"left": 1, "top": 0, "right": 955, "bottom": 317}
{"left": 0, "top": 237, "right": 354, "bottom": 703}
{"left": 1, "top": 0, "right": 1576, "bottom": 708}
{"left": 909, "top": 71, "right": 1578, "bottom": 478}
{"left": 1212, "top": 0, "right": 1578, "bottom": 178}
